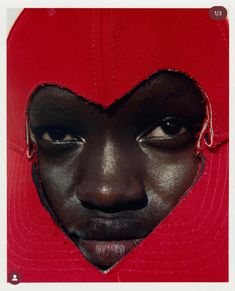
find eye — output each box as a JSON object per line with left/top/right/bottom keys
{"left": 32, "top": 127, "right": 85, "bottom": 144}
{"left": 146, "top": 118, "right": 187, "bottom": 138}
{"left": 41, "top": 129, "right": 78, "bottom": 142}
{"left": 137, "top": 116, "right": 198, "bottom": 148}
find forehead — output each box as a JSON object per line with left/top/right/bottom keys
{"left": 28, "top": 71, "right": 205, "bottom": 122}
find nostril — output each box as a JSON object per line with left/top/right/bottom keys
{"left": 115, "top": 195, "right": 148, "bottom": 211}
{"left": 80, "top": 200, "right": 99, "bottom": 210}
{"left": 80, "top": 195, "right": 148, "bottom": 213}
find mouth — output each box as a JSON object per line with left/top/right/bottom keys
{"left": 77, "top": 238, "right": 144, "bottom": 270}
{"left": 70, "top": 217, "right": 150, "bottom": 270}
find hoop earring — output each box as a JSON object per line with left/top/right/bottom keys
{"left": 196, "top": 89, "right": 214, "bottom": 153}
{"left": 25, "top": 119, "right": 35, "bottom": 159}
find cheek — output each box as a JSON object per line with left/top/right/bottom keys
{"left": 38, "top": 157, "right": 80, "bottom": 216}
{"left": 144, "top": 147, "right": 199, "bottom": 210}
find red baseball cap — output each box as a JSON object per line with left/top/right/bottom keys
{"left": 7, "top": 8, "right": 228, "bottom": 282}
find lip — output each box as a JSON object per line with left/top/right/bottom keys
{"left": 69, "top": 217, "right": 150, "bottom": 269}
{"left": 70, "top": 217, "right": 151, "bottom": 241}
{"left": 76, "top": 238, "right": 144, "bottom": 269}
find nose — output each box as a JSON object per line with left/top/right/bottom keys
{"left": 76, "top": 137, "right": 147, "bottom": 212}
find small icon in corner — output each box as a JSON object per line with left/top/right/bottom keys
{"left": 8, "top": 272, "right": 21, "bottom": 285}
{"left": 209, "top": 6, "right": 227, "bottom": 21}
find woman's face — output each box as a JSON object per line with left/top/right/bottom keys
{"left": 28, "top": 71, "right": 205, "bottom": 270}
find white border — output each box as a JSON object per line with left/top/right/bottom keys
{"left": 1, "top": 0, "right": 232, "bottom": 8}
{"left": 1, "top": 0, "right": 234, "bottom": 290}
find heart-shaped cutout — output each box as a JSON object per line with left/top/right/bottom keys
{"left": 27, "top": 70, "right": 205, "bottom": 271}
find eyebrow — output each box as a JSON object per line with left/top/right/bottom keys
{"left": 38, "top": 103, "right": 74, "bottom": 115}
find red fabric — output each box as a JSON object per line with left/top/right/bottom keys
{"left": 7, "top": 9, "right": 228, "bottom": 281}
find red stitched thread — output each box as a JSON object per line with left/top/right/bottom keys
{"left": 91, "top": 9, "right": 99, "bottom": 100}
{"left": 109, "top": 9, "right": 117, "bottom": 98}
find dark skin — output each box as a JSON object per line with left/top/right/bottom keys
{"left": 28, "top": 71, "right": 205, "bottom": 271}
